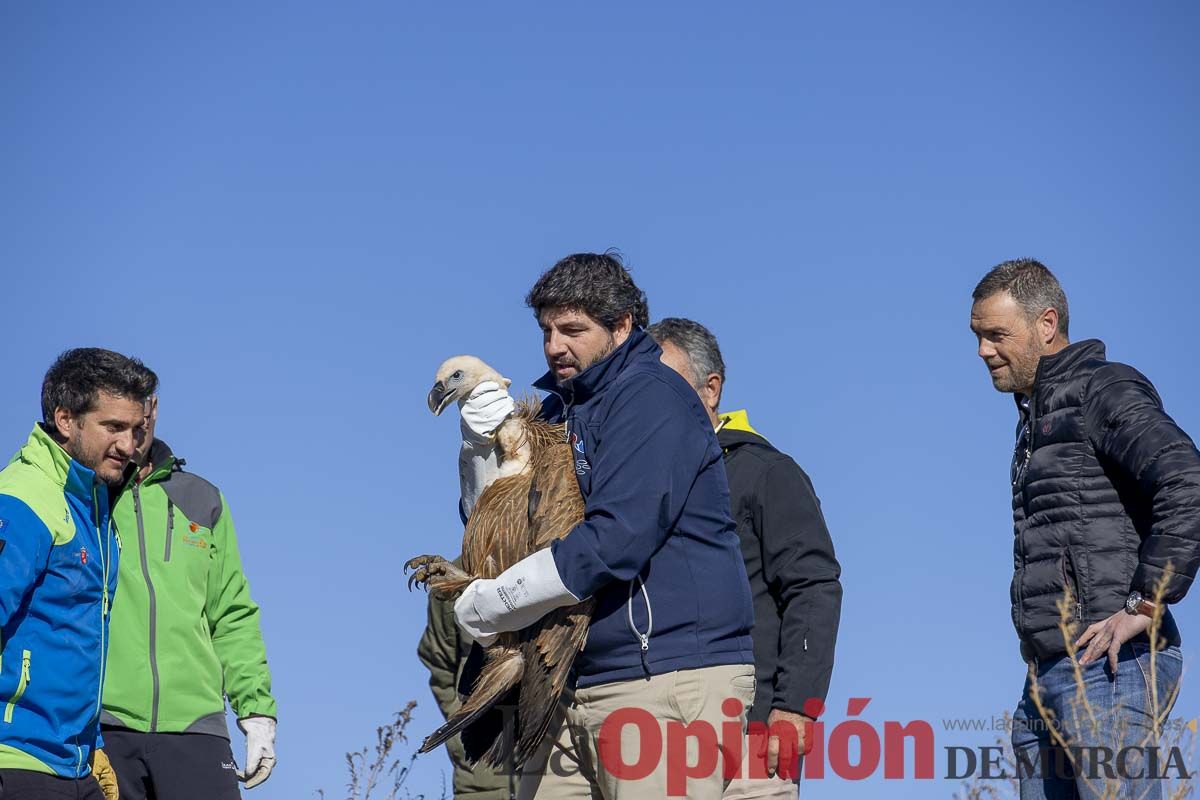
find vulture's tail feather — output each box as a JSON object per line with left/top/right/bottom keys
{"left": 479, "top": 719, "right": 516, "bottom": 769}
{"left": 418, "top": 647, "right": 524, "bottom": 755}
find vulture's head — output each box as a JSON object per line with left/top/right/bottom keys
{"left": 428, "top": 356, "right": 512, "bottom": 416}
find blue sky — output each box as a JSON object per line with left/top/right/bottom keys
{"left": 3, "top": 2, "right": 1199, "bottom": 797}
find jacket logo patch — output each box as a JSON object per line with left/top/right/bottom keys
{"left": 0, "top": 518, "right": 7, "bottom": 533}
{"left": 80, "top": 546, "right": 88, "bottom": 565}
{"left": 570, "top": 431, "right": 590, "bottom": 474}
{"left": 1041, "top": 420, "right": 1052, "bottom": 435}
{"left": 182, "top": 526, "right": 210, "bottom": 550}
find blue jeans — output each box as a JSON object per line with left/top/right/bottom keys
{"left": 1012, "top": 641, "right": 1184, "bottom": 799}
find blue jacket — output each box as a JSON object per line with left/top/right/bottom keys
{"left": 0, "top": 426, "right": 119, "bottom": 777}
{"left": 537, "top": 329, "right": 755, "bottom": 687}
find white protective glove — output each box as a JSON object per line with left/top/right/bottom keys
{"left": 458, "top": 381, "right": 515, "bottom": 518}
{"left": 454, "top": 549, "right": 579, "bottom": 647}
{"left": 460, "top": 381, "right": 515, "bottom": 444}
{"left": 236, "top": 716, "right": 277, "bottom": 789}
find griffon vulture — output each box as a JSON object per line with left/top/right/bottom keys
{"left": 406, "top": 356, "right": 592, "bottom": 768}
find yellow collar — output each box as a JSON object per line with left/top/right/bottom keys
{"left": 717, "top": 409, "right": 759, "bottom": 435}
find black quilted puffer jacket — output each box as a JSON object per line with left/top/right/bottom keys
{"left": 1010, "top": 339, "right": 1200, "bottom": 662}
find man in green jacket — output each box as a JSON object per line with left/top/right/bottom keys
{"left": 101, "top": 398, "right": 277, "bottom": 798}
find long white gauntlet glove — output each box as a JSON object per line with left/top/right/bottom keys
{"left": 458, "top": 381, "right": 515, "bottom": 519}
{"left": 453, "top": 549, "right": 579, "bottom": 647}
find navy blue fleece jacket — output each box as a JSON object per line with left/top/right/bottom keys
{"left": 536, "top": 329, "right": 754, "bottom": 687}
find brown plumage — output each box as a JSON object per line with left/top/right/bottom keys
{"left": 406, "top": 356, "right": 592, "bottom": 768}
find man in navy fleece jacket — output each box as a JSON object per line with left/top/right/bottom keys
{"left": 452, "top": 253, "right": 755, "bottom": 800}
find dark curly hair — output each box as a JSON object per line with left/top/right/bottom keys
{"left": 41, "top": 348, "right": 159, "bottom": 425}
{"left": 525, "top": 251, "right": 650, "bottom": 331}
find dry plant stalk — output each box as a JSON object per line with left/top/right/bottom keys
{"left": 318, "top": 701, "right": 448, "bottom": 800}
{"left": 957, "top": 569, "right": 1194, "bottom": 799}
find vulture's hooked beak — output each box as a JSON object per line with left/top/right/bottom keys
{"left": 427, "top": 381, "right": 459, "bottom": 416}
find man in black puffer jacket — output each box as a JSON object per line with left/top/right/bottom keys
{"left": 971, "top": 258, "right": 1200, "bottom": 799}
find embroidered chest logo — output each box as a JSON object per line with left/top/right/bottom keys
{"left": 1041, "top": 420, "right": 1052, "bottom": 436}
{"left": 80, "top": 546, "right": 88, "bottom": 565}
{"left": 182, "top": 521, "right": 209, "bottom": 550}
{"left": 569, "top": 432, "right": 590, "bottom": 476}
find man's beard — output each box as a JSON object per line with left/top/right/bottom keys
{"left": 64, "top": 438, "right": 125, "bottom": 486}
{"left": 557, "top": 332, "right": 617, "bottom": 386}
{"left": 994, "top": 339, "right": 1042, "bottom": 395}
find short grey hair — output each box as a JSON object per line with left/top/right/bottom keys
{"left": 645, "top": 317, "right": 726, "bottom": 393}
{"left": 972, "top": 258, "right": 1070, "bottom": 337}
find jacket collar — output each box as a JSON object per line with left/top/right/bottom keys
{"left": 1036, "top": 338, "right": 1106, "bottom": 383}
{"left": 140, "top": 439, "right": 179, "bottom": 485}
{"left": 17, "top": 424, "right": 100, "bottom": 504}
{"left": 1014, "top": 338, "right": 1106, "bottom": 410}
{"left": 533, "top": 328, "right": 661, "bottom": 404}
{"left": 717, "top": 409, "right": 771, "bottom": 450}
{"left": 718, "top": 409, "right": 759, "bottom": 435}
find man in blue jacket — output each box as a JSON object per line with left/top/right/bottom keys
{"left": 452, "top": 253, "right": 755, "bottom": 799}
{"left": 0, "top": 348, "right": 158, "bottom": 799}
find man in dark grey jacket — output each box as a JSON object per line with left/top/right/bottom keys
{"left": 971, "top": 258, "right": 1200, "bottom": 799}
{"left": 649, "top": 318, "right": 842, "bottom": 798}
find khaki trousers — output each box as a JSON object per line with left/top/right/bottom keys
{"left": 722, "top": 745, "right": 799, "bottom": 799}
{"left": 518, "top": 664, "right": 756, "bottom": 800}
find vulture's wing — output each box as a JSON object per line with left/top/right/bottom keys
{"left": 523, "top": 412, "right": 584, "bottom": 548}
{"left": 514, "top": 602, "right": 593, "bottom": 765}
{"left": 427, "top": 400, "right": 591, "bottom": 770}
{"left": 418, "top": 644, "right": 523, "bottom": 762}
{"left": 511, "top": 411, "right": 591, "bottom": 764}
{"left": 461, "top": 469, "right": 535, "bottom": 579}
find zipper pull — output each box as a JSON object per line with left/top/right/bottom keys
{"left": 1075, "top": 602, "right": 1083, "bottom": 621}
{"left": 638, "top": 634, "right": 650, "bottom": 678}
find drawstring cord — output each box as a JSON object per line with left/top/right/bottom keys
{"left": 627, "top": 577, "right": 653, "bottom": 678}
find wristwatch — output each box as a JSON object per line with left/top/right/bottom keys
{"left": 1125, "top": 591, "right": 1157, "bottom": 617}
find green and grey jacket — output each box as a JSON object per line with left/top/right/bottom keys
{"left": 101, "top": 440, "right": 276, "bottom": 736}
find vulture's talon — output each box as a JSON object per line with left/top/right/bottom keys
{"left": 404, "top": 554, "right": 439, "bottom": 576}
{"left": 408, "top": 568, "right": 428, "bottom": 591}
